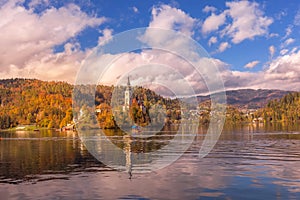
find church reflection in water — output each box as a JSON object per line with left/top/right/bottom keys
{"left": 123, "top": 134, "right": 132, "bottom": 179}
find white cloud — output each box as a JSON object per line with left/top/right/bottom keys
{"left": 28, "top": 0, "right": 49, "bottom": 8}
{"left": 275, "top": 10, "right": 287, "bottom": 20}
{"left": 0, "top": 42, "right": 87, "bottom": 83}
{"left": 294, "top": 9, "right": 300, "bottom": 26}
{"left": 264, "top": 50, "right": 300, "bottom": 89}
{"left": 291, "top": 47, "right": 298, "bottom": 54}
{"left": 269, "top": 45, "right": 275, "bottom": 59}
{"left": 201, "top": 1, "right": 273, "bottom": 45}
{"left": 202, "top": 12, "right": 226, "bottom": 34}
{"left": 221, "top": 50, "right": 300, "bottom": 91}
{"left": 202, "top": 5, "right": 217, "bottom": 13}
{"left": 280, "top": 49, "right": 289, "bottom": 55}
{"left": 217, "top": 42, "right": 230, "bottom": 53}
{"left": 269, "top": 33, "right": 279, "bottom": 38}
{"left": 283, "top": 38, "right": 295, "bottom": 46}
{"left": 0, "top": 1, "right": 106, "bottom": 79}
{"left": 149, "top": 5, "right": 196, "bottom": 37}
{"left": 283, "top": 26, "right": 293, "bottom": 39}
{"left": 208, "top": 36, "right": 217, "bottom": 46}
{"left": 141, "top": 4, "right": 198, "bottom": 61}
{"left": 132, "top": 6, "right": 139, "bottom": 13}
{"left": 244, "top": 60, "right": 259, "bottom": 69}
{"left": 98, "top": 28, "right": 113, "bottom": 46}
{"left": 223, "top": 1, "right": 273, "bottom": 44}
{"left": 98, "top": 50, "right": 227, "bottom": 95}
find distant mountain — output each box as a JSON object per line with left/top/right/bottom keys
{"left": 197, "top": 89, "right": 294, "bottom": 109}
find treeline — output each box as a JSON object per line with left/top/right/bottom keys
{"left": 0, "top": 79, "right": 73, "bottom": 129}
{"left": 198, "top": 100, "right": 251, "bottom": 125}
{"left": 255, "top": 92, "right": 300, "bottom": 122}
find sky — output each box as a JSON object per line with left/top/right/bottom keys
{"left": 1, "top": 0, "right": 300, "bottom": 94}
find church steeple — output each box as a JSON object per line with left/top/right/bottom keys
{"left": 123, "top": 76, "right": 132, "bottom": 111}
{"left": 127, "top": 76, "right": 131, "bottom": 88}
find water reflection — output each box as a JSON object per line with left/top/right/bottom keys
{"left": 0, "top": 123, "right": 300, "bottom": 199}
{"left": 0, "top": 130, "right": 108, "bottom": 184}
{"left": 80, "top": 124, "right": 197, "bottom": 173}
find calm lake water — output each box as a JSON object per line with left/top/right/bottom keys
{"left": 1, "top": 123, "right": 300, "bottom": 199}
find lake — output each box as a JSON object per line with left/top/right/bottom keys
{"left": 1, "top": 123, "right": 300, "bottom": 199}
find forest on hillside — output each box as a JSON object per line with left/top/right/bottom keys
{"left": 0, "top": 79, "right": 73, "bottom": 129}
{"left": 256, "top": 92, "right": 300, "bottom": 122}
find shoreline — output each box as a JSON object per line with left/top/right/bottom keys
{"left": 0, "top": 125, "right": 57, "bottom": 132}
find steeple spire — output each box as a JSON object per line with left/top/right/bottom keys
{"left": 127, "top": 76, "right": 130, "bottom": 87}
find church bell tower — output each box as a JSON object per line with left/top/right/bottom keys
{"left": 123, "top": 76, "right": 131, "bottom": 111}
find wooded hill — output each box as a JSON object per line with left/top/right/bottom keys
{"left": 256, "top": 92, "right": 300, "bottom": 122}
{"left": 0, "top": 79, "right": 73, "bottom": 129}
